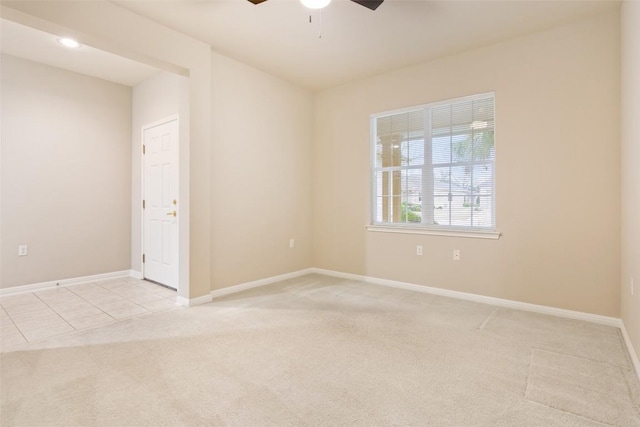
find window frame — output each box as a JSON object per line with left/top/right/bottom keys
{"left": 369, "top": 92, "right": 500, "bottom": 239}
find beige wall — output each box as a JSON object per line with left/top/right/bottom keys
{"left": 210, "top": 52, "right": 313, "bottom": 289}
{"left": 313, "top": 12, "right": 621, "bottom": 316}
{"left": 1, "top": 1, "right": 214, "bottom": 300}
{"left": 621, "top": 1, "right": 640, "bottom": 365}
{"left": 0, "top": 54, "right": 132, "bottom": 288}
{"left": 1, "top": 2, "right": 629, "bottom": 327}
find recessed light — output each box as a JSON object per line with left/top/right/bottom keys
{"left": 58, "top": 37, "right": 81, "bottom": 49}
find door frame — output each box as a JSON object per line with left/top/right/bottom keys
{"left": 140, "top": 115, "right": 180, "bottom": 291}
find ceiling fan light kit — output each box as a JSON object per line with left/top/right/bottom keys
{"left": 300, "top": 0, "right": 331, "bottom": 9}
{"left": 247, "top": 0, "right": 383, "bottom": 11}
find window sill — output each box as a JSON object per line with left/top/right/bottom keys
{"left": 366, "top": 225, "right": 501, "bottom": 240}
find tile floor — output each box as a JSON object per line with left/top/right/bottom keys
{"left": 0, "top": 277, "right": 177, "bottom": 348}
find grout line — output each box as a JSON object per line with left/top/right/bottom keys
{"left": 68, "top": 286, "right": 150, "bottom": 320}
{"left": 94, "top": 278, "right": 131, "bottom": 293}
{"left": 0, "top": 280, "right": 178, "bottom": 348}
{"left": 0, "top": 304, "right": 29, "bottom": 343}
{"left": 64, "top": 285, "right": 119, "bottom": 321}
{"left": 30, "top": 292, "right": 77, "bottom": 332}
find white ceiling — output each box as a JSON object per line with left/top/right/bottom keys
{"left": 1, "top": 0, "right": 619, "bottom": 90}
{"left": 0, "top": 18, "right": 159, "bottom": 87}
{"left": 114, "top": 0, "right": 619, "bottom": 90}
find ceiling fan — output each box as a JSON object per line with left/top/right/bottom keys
{"left": 247, "top": 0, "right": 384, "bottom": 11}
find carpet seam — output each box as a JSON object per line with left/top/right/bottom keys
{"left": 524, "top": 399, "right": 614, "bottom": 427}
{"left": 526, "top": 348, "right": 631, "bottom": 426}
{"left": 476, "top": 308, "right": 498, "bottom": 330}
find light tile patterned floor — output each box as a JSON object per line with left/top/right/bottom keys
{"left": 0, "top": 278, "right": 177, "bottom": 348}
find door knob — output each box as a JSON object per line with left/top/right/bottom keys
{"left": 166, "top": 211, "right": 177, "bottom": 217}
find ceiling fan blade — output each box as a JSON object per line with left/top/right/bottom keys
{"left": 247, "top": 0, "right": 268, "bottom": 4}
{"left": 350, "top": 0, "right": 384, "bottom": 10}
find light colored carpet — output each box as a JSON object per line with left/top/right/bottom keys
{"left": 525, "top": 349, "right": 636, "bottom": 425}
{"left": 1, "top": 274, "right": 638, "bottom": 426}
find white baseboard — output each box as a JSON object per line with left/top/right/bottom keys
{"left": 129, "top": 270, "right": 143, "bottom": 280}
{"left": 311, "top": 268, "right": 621, "bottom": 327}
{"left": 0, "top": 270, "right": 133, "bottom": 296}
{"left": 207, "top": 266, "right": 617, "bottom": 327}
{"left": 176, "top": 294, "right": 213, "bottom": 307}
{"left": 620, "top": 321, "right": 640, "bottom": 382}
{"left": 210, "top": 268, "right": 315, "bottom": 299}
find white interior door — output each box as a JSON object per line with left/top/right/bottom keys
{"left": 143, "top": 118, "right": 179, "bottom": 289}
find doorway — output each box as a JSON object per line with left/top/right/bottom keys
{"left": 142, "top": 117, "right": 179, "bottom": 289}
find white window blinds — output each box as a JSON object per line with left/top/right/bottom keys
{"left": 371, "top": 93, "right": 495, "bottom": 230}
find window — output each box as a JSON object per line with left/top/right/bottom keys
{"left": 371, "top": 93, "right": 495, "bottom": 232}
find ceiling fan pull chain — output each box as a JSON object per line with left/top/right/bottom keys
{"left": 306, "top": 10, "right": 323, "bottom": 38}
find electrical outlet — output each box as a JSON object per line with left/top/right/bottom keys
{"left": 416, "top": 245, "right": 423, "bottom": 256}
{"left": 289, "top": 239, "right": 295, "bottom": 248}
{"left": 453, "top": 249, "right": 460, "bottom": 261}
{"left": 18, "top": 245, "right": 28, "bottom": 256}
